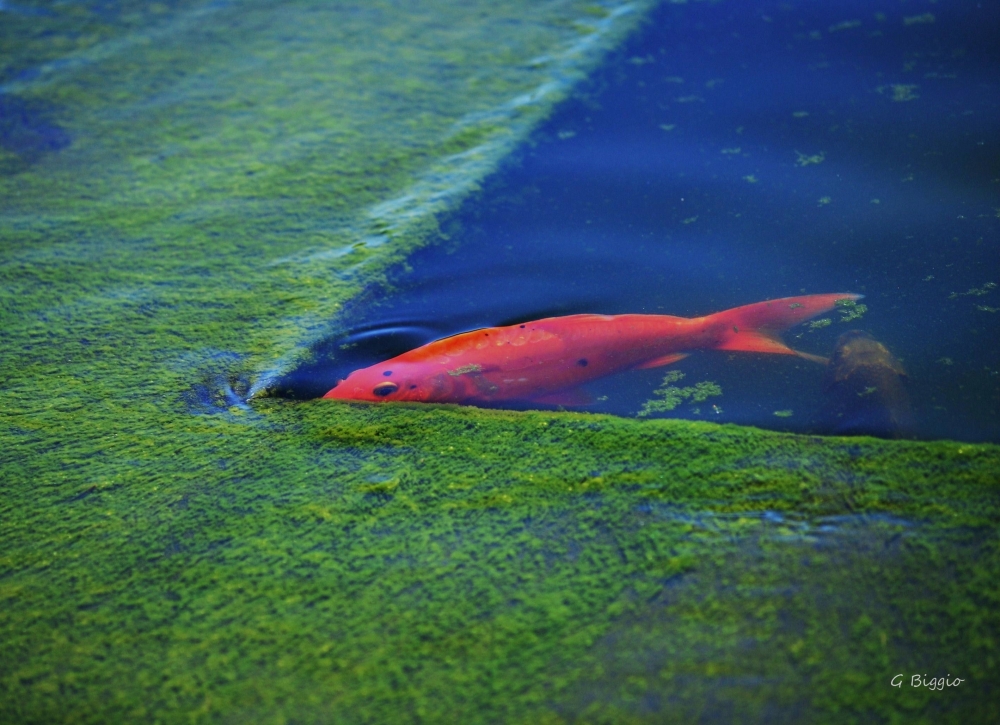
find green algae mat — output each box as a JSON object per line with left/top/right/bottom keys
{"left": 2, "top": 1, "right": 999, "bottom": 723}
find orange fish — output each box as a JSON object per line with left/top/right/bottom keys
{"left": 322, "top": 293, "right": 862, "bottom": 405}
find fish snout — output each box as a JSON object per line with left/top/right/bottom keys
{"left": 322, "top": 380, "right": 355, "bottom": 399}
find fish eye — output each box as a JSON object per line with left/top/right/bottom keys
{"left": 372, "top": 381, "right": 399, "bottom": 396}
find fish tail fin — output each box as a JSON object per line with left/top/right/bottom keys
{"left": 707, "top": 293, "right": 863, "bottom": 363}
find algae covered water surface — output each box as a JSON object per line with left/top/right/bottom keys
{"left": 2, "top": 0, "right": 999, "bottom": 723}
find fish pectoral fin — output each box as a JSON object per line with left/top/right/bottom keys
{"left": 635, "top": 352, "right": 689, "bottom": 370}
{"left": 530, "top": 388, "right": 593, "bottom": 407}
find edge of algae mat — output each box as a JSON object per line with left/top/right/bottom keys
{"left": 4, "top": 399, "right": 1000, "bottom": 723}
{"left": 0, "top": 0, "right": 660, "bottom": 394}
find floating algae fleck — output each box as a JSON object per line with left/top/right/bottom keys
{"left": 878, "top": 84, "right": 920, "bottom": 102}
{"left": 795, "top": 150, "right": 825, "bottom": 166}
{"left": 638, "top": 370, "right": 722, "bottom": 417}
{"left": 903, "top": 13, "right": 936, "bottom": 26}
{"left": 836, "top": 298, "right": 868, "bottom": 322}
{"left": 950, "top": 282, "right": 997, "bottom": 298}
{"left": 828, "top": 19, "right": 862, "bottom": 32}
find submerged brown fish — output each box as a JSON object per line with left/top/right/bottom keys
{"left": 819, "top": 330, "right": 912, "bottom": 438}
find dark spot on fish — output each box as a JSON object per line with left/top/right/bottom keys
{"left": 577, "top": 358, "right": 588, "bottom": 367}
{"left": 383, "top": 370, "right": 392, "bottom": 376}
{"left": 409, "top": 385, "right": 417, "bottom": 390}
{"left": 520, "top": 325, "right": 525, "bottom": 328}
{"left": 733, "top": 326, "right": 739, "bottom": 333}
{"left": 372, "top": 381, "right": 398, "bottom": 396}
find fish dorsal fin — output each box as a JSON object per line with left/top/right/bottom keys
{"left": 635, "top": 352, "right": 689, "bottom": 370}
{"left": 530, "top": 388, "right": 593, "bottom": 407}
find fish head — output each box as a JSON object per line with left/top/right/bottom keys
{"left": 322, "top": 360, "right": 448, "bottom": 402}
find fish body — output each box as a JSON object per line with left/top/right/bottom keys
{"left": 819, "top": 330, "right": 912, "bottom": 438}
{"left": 323, "top": 293, "right": 861, "bottom": 404}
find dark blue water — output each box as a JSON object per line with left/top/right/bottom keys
{"left": 285, "top": 0, "right": 1000, "bottom": 442}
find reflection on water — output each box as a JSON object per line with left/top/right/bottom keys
{"left": 289, "top": 0, "right": 999, "bottom": 442}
